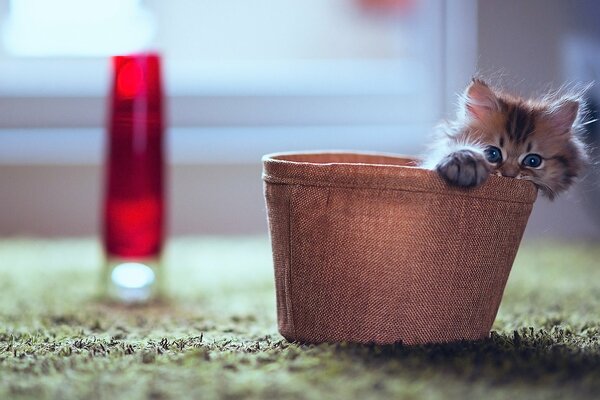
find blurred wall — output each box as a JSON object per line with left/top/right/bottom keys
{"left": 478, "top": 0, "right": 600, "bottom": 239}
{"left": 0, "top": 164, "right": 267, "bottom": 236}
{"left": 478, "top": 0, "right": 569, "bottom": 95}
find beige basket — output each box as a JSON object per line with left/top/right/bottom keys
{"left": 262, "top": 151, "right": 537, "bottom": 345}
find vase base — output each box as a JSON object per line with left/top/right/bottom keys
{"left": 104, "top": 257, "right": 162, "bottom": 303}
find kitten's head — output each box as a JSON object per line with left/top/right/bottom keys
{"left": 457, "top": 79, "right": 589, "bottom": 199}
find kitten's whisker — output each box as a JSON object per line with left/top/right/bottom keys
{"left": 521, "top": 176, "right": 556, "bottom": 198}
{"left": 580, "top": 118, "right": 598, "bottom": 126}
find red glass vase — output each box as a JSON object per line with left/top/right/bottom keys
{"left": 102, "top": 53, "right": 165, "bottom": 302}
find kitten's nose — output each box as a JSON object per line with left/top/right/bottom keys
{"left": 500, "top": 166, "right": 520, "bottom": 178}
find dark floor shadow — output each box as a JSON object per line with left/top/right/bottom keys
{"left": 323, "top": 328, "right": 600, "bottom": 393}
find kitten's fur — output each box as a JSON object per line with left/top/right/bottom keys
{"left": 422, "top": 79, "right": 588, "bottom": 199}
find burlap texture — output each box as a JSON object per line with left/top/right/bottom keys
{"left": 262, "top": 151, "right": 537, "bottom": 345}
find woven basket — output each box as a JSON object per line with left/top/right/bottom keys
{"left": 262, "top": 151, "right": 537, "bottom": 345}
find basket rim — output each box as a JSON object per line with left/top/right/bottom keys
{"left": 262, "top": 151, "right": 538, "bottom": 204}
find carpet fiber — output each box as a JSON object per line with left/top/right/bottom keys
{"left": 0, "top": 237, "right": 598, "bottom": 400}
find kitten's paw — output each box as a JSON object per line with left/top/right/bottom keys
{"left": 436, "top": 150, "right": 491, "bottom": 188}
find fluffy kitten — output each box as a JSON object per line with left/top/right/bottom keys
{"left": 422, "top": 79, "right": 588, "bottom": 199}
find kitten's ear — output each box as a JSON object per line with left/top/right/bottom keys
{"left": 461, "top": 79, "right": 500, "bottom": 121}
{"left": 547, "top": 98, "right": 579, "bottom": 135}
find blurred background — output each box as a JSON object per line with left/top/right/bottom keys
{"left": 0, "top": 0, "right": 598, "bottom": 240}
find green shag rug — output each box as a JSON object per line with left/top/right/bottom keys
{"left": 0, "top": 237, "right": 598, "bottom": 400}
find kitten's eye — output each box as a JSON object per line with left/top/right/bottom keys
{"left": 484, "top": 146, "right": 503, "bottom": 163}
{"left": 522, "top": 154, "right": 543, "bottom": 168}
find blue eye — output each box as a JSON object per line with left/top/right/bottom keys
{"left": 484, "top": 146, "right": 503, "bottom": 163}
{"left": 522, "top": 154, "right": 543, "bottom": 168}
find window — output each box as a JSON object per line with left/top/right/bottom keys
{"left": 0, "top": 0, "right": 477, "bottom": 164}
{"left": 3, "top": 0, "right": 154, "bottom": 56}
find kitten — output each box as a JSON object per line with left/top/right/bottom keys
{"left": 422, "top": 79, "right": 589, "bottom": 199}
